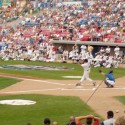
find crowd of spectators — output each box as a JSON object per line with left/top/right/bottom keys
{"left": 0, "top": 0, "right": 125, "bottom": 67}
{"left": 17, "top": 0, "right": 125, "bottom": 43}
{"left": 0, "top": 7, "right": 19, "bottom": 24}
{"left": 19, "top": 0, "right": 125, "bottom": 42}
{"left": 0, "top": 40, "right": 124, "bottom": 68}
{"left": 0, "top": 2, "right": 125, "bottom": 125}
{"left": 0, "top": 2, "right": 37, "bottom": 24}
{"left": 0, "top": 0, "right": 125, "bottom": 40}
{"left": 26, "top": 110, "right": 125, "bottom": 125}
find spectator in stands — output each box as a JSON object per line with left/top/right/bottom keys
{"left": 0, "top": 0, "right": 124, "bottom": 65}
{"left": 100, "top": 111, "right": 115, "bottom": 125}
{"left": 53, "top": 121, "right": 58, "bottom": 125}
{"left": 75, "top": 115, "right": 100, "bottom": 125}
{"left": 67, "top": 116, "right": 76, "bottom": 125}
{"left": 26, "top": 123, "right": 32, "bottom": 125}
{"left": 44, "top": 118, "right": 51, "bottom": 125}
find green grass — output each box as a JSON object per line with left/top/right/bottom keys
{"left": 0, "top": 94, "right": 100, "bottom": 125}
{"left": 0, "top": 60, "right": 125, "bottom": 80}
{"left": 0, "top": 77, "right": 21, "bottom": 89}
{"left": 115, "top": 96, "right": 125, "bottom": 105}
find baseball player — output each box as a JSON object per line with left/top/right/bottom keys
{"left": 114, "top": 45, "right": 120, "bottom": 58}
{"left": 76, "top": 59, "right": 96, "bottom": 86}
{"left": 99, "top": 70, "right": 115, "bottom": 88}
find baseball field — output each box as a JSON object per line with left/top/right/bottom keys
{"left": 0, "top": 60, "right": 125, "bottom": 125}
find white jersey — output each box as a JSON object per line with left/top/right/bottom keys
{"left": 105, "top": 48, "right": 111, "bottom": 54}
{"left": 102, "top": 118, "right": 115, "bottom": 125}
{"left": 100, "top": 48, "right": 105, "bottom": 53}
{"left": 81, "top": 45, "right": 86, "bottom": 50}
{"left": 27, "top": 49, "right": 33, "bottom": 55}
{"left": 114, "top": 47, "right": 120, "bottom": 56}
{"left": 81, "top": 62, "right": 90, "bottom": 71}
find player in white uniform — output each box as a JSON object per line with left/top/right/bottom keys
{"left": 114, "top": 45, "right": 120, "bottom": 58}
{"left": 105, "top": 46, "right": 111, "bottom": 56}
{"left": 76, "top": 59, "right": 96, "bottom": 86}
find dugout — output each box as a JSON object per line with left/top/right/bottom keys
{"left": 51, "top": 40, "right": 125, "bottom": 57}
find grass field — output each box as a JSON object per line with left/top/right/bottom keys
{"left": 0, "top": 94, "right": 100, "bottom": 125}
{"left": 0, "top": 60, "right": 125, "bottom": 80}
{"left": 115, "top": 96, "right": 125, "bottom": 105}
{"left": 0, "top": 61, "right": 125, "bottom": 125}
{"left": 0, "top": 77, "right": 21, "bottom": 89}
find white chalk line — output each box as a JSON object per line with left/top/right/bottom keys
{"left": 0, "top": 88, "right": 94, "bottom": 94}
{"left": 0, "top": 86, "right": 125, "bottom": 94}
{"left": 0, "top": 74, "right": 125, "bottom": 95}
{"left": 0, "top": 74, "right": 102, "bottom": 86}
{"left": 1, "top": 74, "right": 125, "bottom": 88}
{"left": 24, "top": 79, "right": 66, "bottom": 86}
{"left": 0, "top": 74, "right": 66, "bottom": 86}
{"left": 101, "top": 87, "right": 125, "bottom": 90}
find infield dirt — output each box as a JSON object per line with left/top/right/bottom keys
{"left": 0, "top": 74, "right": 125, "bottom": 119}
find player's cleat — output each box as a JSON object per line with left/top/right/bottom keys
{"left": 93, "top": 82, "right": 96, "bottom": 86}
{"left": 109, "top": 85, "right": 114, "bottom": 88}
{"left": 106, "top": 84, "right": 114, "bottom": 88}
{"left": 76, "top": 83, "right": 81, "bottom": 86}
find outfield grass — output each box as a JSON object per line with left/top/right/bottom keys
{"left": 0, "top": 77, "right": 21, "bottom": 89}
{"left": 0, "top": 60, "right": 125, "bottom": 80}
{"left": 115, "top": 96, "right": 125, "bottom": 105}
{"left": 0, "top": 94, "right": 100, "bottom": 125}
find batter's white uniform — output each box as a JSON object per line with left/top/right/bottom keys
{"left": 80, "top": 62, "right": 93, "bottom": 84}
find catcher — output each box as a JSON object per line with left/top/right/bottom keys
{"left": 99, "top": 69, "right": 115, "bottom": 88}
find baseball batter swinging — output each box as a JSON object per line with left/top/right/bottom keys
{"left": 76, "top": 59, "right": 96, "bottom": 86}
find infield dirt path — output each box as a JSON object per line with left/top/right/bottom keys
{"left": 0, "top": 74, "right": 125, "bottom": 119}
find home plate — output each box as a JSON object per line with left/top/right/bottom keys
{"left": 76, "top": 86, "right": 83, "bottom": 88}
{"left": 92, "top": 88, "right": 96, "bottom": 90}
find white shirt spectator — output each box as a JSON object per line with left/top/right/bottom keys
{"left": 102, "top": 118, "right": 115, "bottom": 125}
